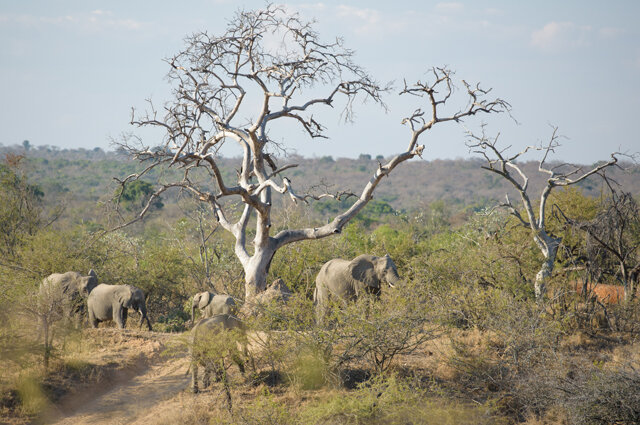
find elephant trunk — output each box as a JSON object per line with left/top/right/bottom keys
{"left": 387, "top": 271, "right": 401, "bottom": 288}
{"left": 191, "top": 304, "right": 197, "bottom": 323}
{"left": 138, "top": 304, "right": 152, "bottom": 331}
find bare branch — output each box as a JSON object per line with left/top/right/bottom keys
{"left": 115, "top": 5, "right": 508, "bottom": 298}
{"left": 467, "top": 124, "right": 631, "bottom": 299}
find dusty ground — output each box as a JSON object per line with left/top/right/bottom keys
{"left": 10, "top": 326, "right": 633, "bottom": 425}
{"left": 48, "top": 357, "right": 190, "bottom": 425}
{"left": 28, "top": 329, "right": 461, "bottom": 425}
{"left": 37, "top": 329, "right": 192, "bottom": 425}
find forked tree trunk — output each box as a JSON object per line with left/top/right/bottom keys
{"left": 533, "top": 235, "right": 560, "bottom": 301}
{"left": 535, "top": 252, "right": 555, "bottom": 300}
{"left": 468, "top": 127, "right": 619, "bottom": 303}
{"left": 116, "top": 9, "right": 509, "bottom": 304}
{"left": 243, "top": 246, "right": 276, "bottom": 301}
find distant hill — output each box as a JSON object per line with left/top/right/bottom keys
{"left": 2, "top": 145, "right": 639, "bottom": 219}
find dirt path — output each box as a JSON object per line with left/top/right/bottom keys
{"left": 33, "top": 329, "right": 193, "bottom": 425}
{"left": 48, "top": 354, "right": 190, "bottom": 425}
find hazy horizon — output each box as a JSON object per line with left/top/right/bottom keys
{"left": 2, "top": 1, "right": 639, "bottom": 163}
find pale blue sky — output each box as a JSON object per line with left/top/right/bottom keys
{"left": 1, "top": 1, "right": 639, "bottom": 163}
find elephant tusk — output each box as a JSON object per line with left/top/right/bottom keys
{"left": 388, "top": 282, "right": 396, "bottom": 288}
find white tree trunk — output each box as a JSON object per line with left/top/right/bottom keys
{"left": 242, "top": 246, "right": 276, "bottom": 301}
{"left": 117, "top": 16, "right": 509, "bottom": 304}
{"left": 533, "top": 235, "right": 560, "bottom": 301}
{"left": 534, "top": 256, "right": 554, "bottom": 300}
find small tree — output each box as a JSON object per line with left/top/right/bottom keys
{"left": 467, "top": 128, "right": 620, "bottom": 300}
{"left": 0, "top": 154, "right": 44, "bottom": 258}
{"left": 115, "top": 5, "right": 507, "bottom": 300}
{"left": 25, "top": 279, "right": 66, "bottom": 370}
{"left": 561, "top": 184, "right": 640, "bottom": 301}
{"left": 116, "top": 180, "right": 164, "bottom": 213}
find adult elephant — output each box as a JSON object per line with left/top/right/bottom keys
{"left": 39, "top": 269, "right": 99, "bottom": 321}
{"left": 87, "top": 284, "right": 152, "bottom": 330}
{"left": 191, "top": 292, "right": 237, "bottom": 323}
{"left": 314, "top": 254, "right": 400, "bottom": 314}
{"left": 190, "top": 314, "right": 245, "bottom": 393}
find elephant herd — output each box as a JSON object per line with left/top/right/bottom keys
{"left": 38, "top": 254, "right": 401, "bottom": 393}
{"left": 39, "top": 270, "right": 152, "bottom": 331}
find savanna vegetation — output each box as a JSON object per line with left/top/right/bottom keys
{"left": 2, "top": 5, "right": 640, "bottom": 425}
{"left": 1, "top": 145, "right": 639, "bottom": 424}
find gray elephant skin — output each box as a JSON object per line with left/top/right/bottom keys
{"left": 39, "top": 269, "right": 98, "bottom": 319}
{"left": 314, "top": 254, "right": 400, "bottom": 311}
{"left": 87, "top": 284, "right": 152, "bottom": 330}
{"left": 190, "top": 314, "right": 244, "bottom": 393}
{"left": 191, "top": 291, "right": 237, "bottom": 322}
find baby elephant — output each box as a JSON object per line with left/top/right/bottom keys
{"left": 190, "top": 314, "right": 245, "bottom": 393}
{"left": 87, "top": 284, "right": 152, "bottom": 330}
{"left": 191, "top": 291, "right": 237, "bottom": 323}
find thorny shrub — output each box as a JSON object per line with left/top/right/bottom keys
{"left": 244, "top": 279, "right": 441, "bottom": 388}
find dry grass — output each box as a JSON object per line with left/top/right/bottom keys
{"left": 0, "top": 324, "right": 178, "bottom": 423}
{"left": 3, "top": 314, "right": 640, "bottom": 425}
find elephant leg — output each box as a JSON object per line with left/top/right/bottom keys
{"left": 315, "top": 291, "right": 330, "bottom": 325}
{"left": 114, "top": 305, "right": 125, "bottom": 329}
{"left": 315, "top": 304, "right": 326, "bottom": 325}
{"left": 122, "top": 307, "right": 128, "bottom": 328}
{"left": 88, "top": 309, "right": 98, "bottom": 328}
{"left": 232, "top": 353, "right": 245, "bottom": 375}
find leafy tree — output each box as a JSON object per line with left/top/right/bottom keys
{"left": 0, "top": 154, "right": 44, "bottom": 258}
{"left": 116, "top": 180, "right": 164, "bottom": 212}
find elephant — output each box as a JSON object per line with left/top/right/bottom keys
{"left": 190, "top": 314, "right": 245, "bottom": 393}
{"left": 87, "top": 284, "right": 152, "bottom": 330}
{"left": 191, "top": 291, "right": 237, "bottom": 323}
{"left": 39, "top": 269, "right": 99, "bottom": 322}
{"left": 314, "top": 254, "right": 400, "bottom": 316}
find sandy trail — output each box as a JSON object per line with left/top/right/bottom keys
{"left": 48, "top": 355, "right": 190, "bottom": 425}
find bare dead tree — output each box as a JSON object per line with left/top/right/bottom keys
{"left": 468, "top": 127, "right": 620, "bottom": 300}
{"left": 113, "top": 5, "right": 508, "bottom": 300}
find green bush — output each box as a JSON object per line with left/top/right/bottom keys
{"left": 300, "top": 374, "right": 499, "bottom": 425}
{"left": 153, "top": 309, "right": 190, "bottom": 333}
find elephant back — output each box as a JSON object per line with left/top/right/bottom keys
{"left": 316, "top": 258, "right": 350, "bottom": 284}
{"left": 193, "top": 314, "right": 241, "bottom": 336}
{"left": 87, "top": 283, "right": 111, "bottom": 298}
{"left": 204, "top": 294, "right": 237, "bottom": 317}
{"left": 41, "top": 270, "right": 99, "bottom": 298}
{"left": 41, "top": 271, "right": 81, "bottom": 294}
{"left": 316, "top": 258, "right": 363, "bottom": 299}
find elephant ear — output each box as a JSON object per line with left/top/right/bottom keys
{"left": 348, "top": 256, "right": 378, "bottom": 288}
{"left": 86, "top": 269, "right": 98, "bottom": 291}
{"left": 197, "top": 291, "right": 211, "bottom": 309}
{"left": 117, "top": 286, "right": 134, "bottom": 307}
